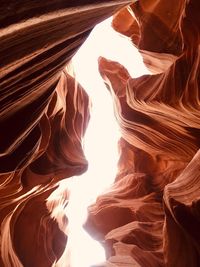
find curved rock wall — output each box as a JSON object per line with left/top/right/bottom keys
{"left": 1, "top": 0, "right": 200, "bottom": 266}
{"left": 0, "top": 1, "right": 131, "bottom": 266}
{"left": 86, "top": 1, "right": 200, "bottom": 267}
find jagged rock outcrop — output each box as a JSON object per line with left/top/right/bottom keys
{"left": 0, "top": 1, "right": 131, "bottom": 266}
{"left": 86, "top": 1, "right": 200, "bottom": 267}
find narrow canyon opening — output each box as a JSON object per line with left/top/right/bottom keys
{"left": 64, "top": 17, "right": 150, "bottom": 267}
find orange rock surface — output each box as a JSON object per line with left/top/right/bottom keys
{"left": 1, "top": 0, "right": 200, "bottom": 266}
{"left": 0, "top": 1, "right": 130, "bottom": 266}
{"left": 86, "top": 1, "right": 200, "bottom": 267}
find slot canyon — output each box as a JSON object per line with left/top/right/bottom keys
{"left": 0, "top": 1, "right": 200, "bottom": 267}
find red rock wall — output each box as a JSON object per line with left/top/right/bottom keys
{"left": 86, "top": 1, "right": 200, "bottom": 267}
{"left": 1, "top": 0, "right": 200, "bottom": 266}
{"left": 0, "top": 1, "right": 131, "bottom": 266}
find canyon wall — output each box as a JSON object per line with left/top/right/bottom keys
{"left": 0, "top": 0, "right": 200, "bottom": 266}
{"left": 86, "top": 1, "right": 200, "bottom": 267}
{"left": 0, "top": 1, "right": 130, "bottom": 266}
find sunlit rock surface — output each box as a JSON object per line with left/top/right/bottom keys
{"left": 0, "top": 1, "right": 131, "bottom": 266}
{"left": 86, "top": 1, "right": 200, "bottom": 267}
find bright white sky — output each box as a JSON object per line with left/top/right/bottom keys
{"left": 65, "top": 17, "right": 149, "bottom": 267}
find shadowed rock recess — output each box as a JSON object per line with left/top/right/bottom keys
{"left": 0, "top": 0, "right": 200, "bottom": 267}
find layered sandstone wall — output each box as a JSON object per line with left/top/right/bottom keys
{"left": 86, "top": 1, "right": 200, "bottom": 266}
{"left": 0, "top": 1, "right": 130, "bottom": 266}
{"left": 0, "top": 0, "right": 200, "bottom": 266}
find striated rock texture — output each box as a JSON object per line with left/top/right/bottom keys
{"left": 86, "top": 0, "right": 200, "bottom": 267}
{"left": 1, "top": 0, "right": 200, "bottom": 266}
{"left": 0, "top": 1, "right": 131, "bottom": 266}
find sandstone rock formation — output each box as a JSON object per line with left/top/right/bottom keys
{"left": 1, "top": 0, "right": 200, "bottom": 266}
{"left": 86, "top": 1, "right": 200, "bottom": 267}
{"left": 0, "top": 1, "right": 131, "bottom": 266}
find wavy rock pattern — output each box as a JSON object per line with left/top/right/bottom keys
{"left": 1, "top": 0, "right": 200, "bottom": 266}
{"left": 0, "top": 1, "right": 131, "bottom": 266}
{"left": 0, "top": 71, "right": 90, "bottom": 267}
{"left": 86, "top": 1, "right": 200, "bottom": 267}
